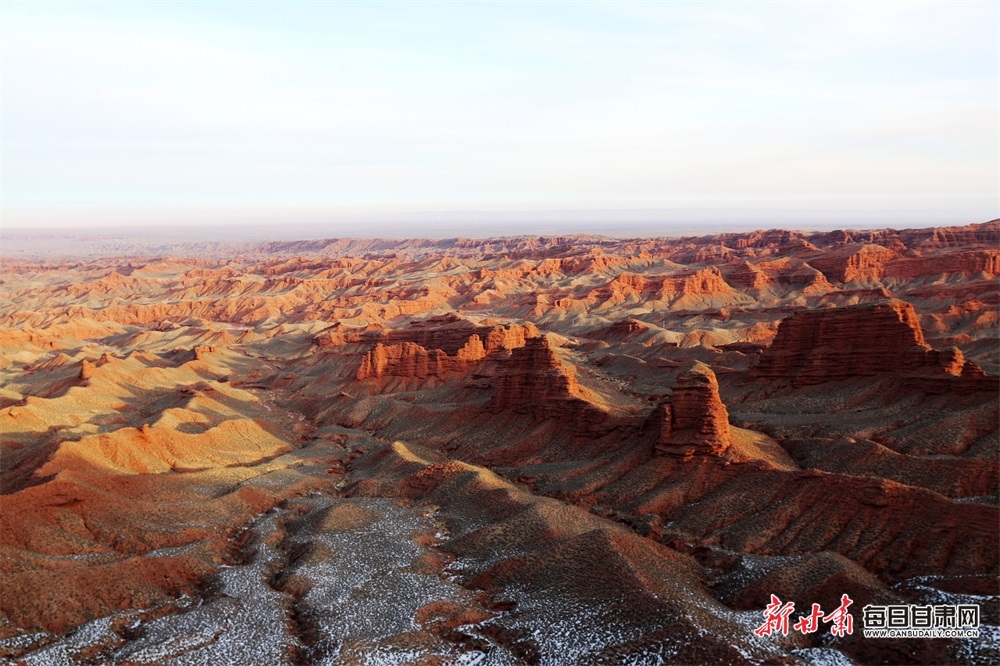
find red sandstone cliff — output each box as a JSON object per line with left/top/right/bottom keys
{"left": 353, "top": 319, "right": 540, "bottom": 380}
{"left": 490, "top": 336, "right": 582, "bottom": 417}
{"left": 356, "top": 332, "right": 494, "bottom": 380}
{"left": 751, "top": 300, "right": 991, "bottom": 387}
{"left": 655, "top": 267, "right": 742, "bottom": 305}
{"left": 487, "top": 336, "right": 615, "bottom": 441}
{"left": 811, "top": 246, "right": 998, "bottom": 284}
{"left": 651, "top": 361, "right": 732, "bottom": 458}
{"left": 809, "top": 244, "right": 900, "bottom": 283}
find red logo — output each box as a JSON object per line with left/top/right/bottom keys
{"left": 756, "top": 594, "right": 854, "bottom": 637}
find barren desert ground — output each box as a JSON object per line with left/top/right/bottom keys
{"left": 1, "top": 221, "right": 997, "bottom": 665}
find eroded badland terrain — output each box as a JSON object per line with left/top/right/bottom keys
{"left": 1, "top": 222, "right": 998, "bottom": 665}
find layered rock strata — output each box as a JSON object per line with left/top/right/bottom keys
{"left": 354, "top": 320, "right": 540, "bottom": 380}
{"left": 652, "top": 361, "right": 731, "bottom": 458}
{"left": 356, "top": 338, "right": 484, "bottom": 380}
{"left": 751, "top": 300, "right": 990, "bottom": 386}
{"left": 490, "top": 336, "right": 582, "bottom": 418}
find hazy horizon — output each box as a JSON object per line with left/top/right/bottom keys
{"left": 3, "top": 1, "right": 998, "bottom": 232}
{"left": 3, "top": 212, "right": 997, "bottom": 258}
{"left": 4, "top": 208, "right": 996, "bottom": 241}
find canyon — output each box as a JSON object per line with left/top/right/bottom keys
{"left": 0, "top": 221, "right": 997, "bottom": 665}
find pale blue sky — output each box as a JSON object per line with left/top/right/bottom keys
{"left": 2, "top": 0, "right": 997, "bottom": 230}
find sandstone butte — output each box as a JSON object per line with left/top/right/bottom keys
{"left": 751, "top": 299, "right": 992, "bottom": 389}
{"left": 651, "top": 360, "right": 732, "bottom": 458}
{"left": 0, "top": 220, "right": 996, "bottom": 665}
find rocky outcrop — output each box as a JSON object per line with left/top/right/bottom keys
{"left": 886, "top": 249, "right": 1000, "bottom": 280}
{"left": 313, "top": 327, "right": 348, "bottom": 347}
{"left": 810, "top": 244, "right": 900, "bottom": 283}
{"left": 727, "top": 258, "right": 836, "bottom": 296}
{"left": 727, "top": 261, "right": 771, "bottom": 289}
{"left": 601, "top": 318, "right": 649, "bottom": 338}
{"left": 192, "top": 345, "right": 215, "bottom": 361}
{"left": 375, "top": 314, "right": 482, "bottom": 355}
{"left": 480, "top": 322, "right": 540, "bottom": 353}
{"left": 904, "top": 222, "right": 1000, "bottom": 250}
{"left": 354, "top": 320, "right": 539, "bottom": 380}
{"left": 490, "top": 336, "right": 581, "bottom": 417}
{"left": 592, "top": 273, "right": 649, "bottom": 306}
{"left": 78, "top": 359, "right": 96, "bottom": 380}
{"left": 313, "top": 322, "right": 385, "bottom": 347}
{"left": 655, "top": 267, "right": 738, "bottom": 303}
{"left": 751, "top": 300, "right": 991, "bottom": 387}
{"left": 326, "top": 314, "right": 537, "bottom": 354}
{"left": 812, "top": 245, "right": 999, "bottom": 284}
{"left": 356, "top": 340, "right": 479, "bottom": 380}
{"left": 488, "top": 337, "right": 614, "bottom": 440}
{"left": 652, "top": 361, "right": 731, "bottom": 458}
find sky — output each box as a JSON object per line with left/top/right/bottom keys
{"left": 2, "top": 0, "right": 998, "bottom": 233}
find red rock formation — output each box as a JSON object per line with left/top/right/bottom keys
{"left": 560, "top": 248, "right": 628, "bottom": 273}
{"left": 723, "top": 228, "right": 807, "bottom": 250}
{"left": 330, "top": 314, "right": 537, "bottom": 357}
{"left": 904, "top": 222, "right": 1000, "bottom": 250}
{"left": 313, "top": 327, "right": 347, "bottom": 347}
{"left": 192, "top": 345, "right": 215, "bottom": 361}
{"left": 375, "top": 314, "right": 480, "bottom": 355}
{"left": 354, "top": 320, "right": 539, "bottom": 380}
{"left": 595, "top": 318, "right": 649, "bottom": 340}
{"left": 313, "top": 322, "right": 386, "bottom": 347}
{"left": 357, "top": 342, "right": 460, "bottom": 380}
{"left": 594, "top": 272, "right": 648, "bottom": 306}
{"left": 454, "top": 334, "right": 486, "bottom": 361}
{"left": 490, "top": 336, "right": 581, "bottom": 417}
{"left": 78, "top": 359, "right": 96, "bottom": 381}
{"left": 655, "top": 267, "right": 736, "bottom": 302}
{"left": 652, "top": 361, "right": 731, "bottom": 458}
{"left": 480, "top": 322, "right": 539, "bottom": 353}
{"left": 487, "top": 336, "right": 615, "bottom": 441}
{"left": 728, "top": 258, "right": 836, "bottom": 296}
{"left": 727, "top": 261, "right": 771, "bottom": 289}
{"left": 810, "top": 244, "right": 900, "bottom": 282}
{"left": 886, "top": 249, "right": 1000, "bottom": 280}
{"left": 751, "top": 300, "right": 991, "bottom": 386}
